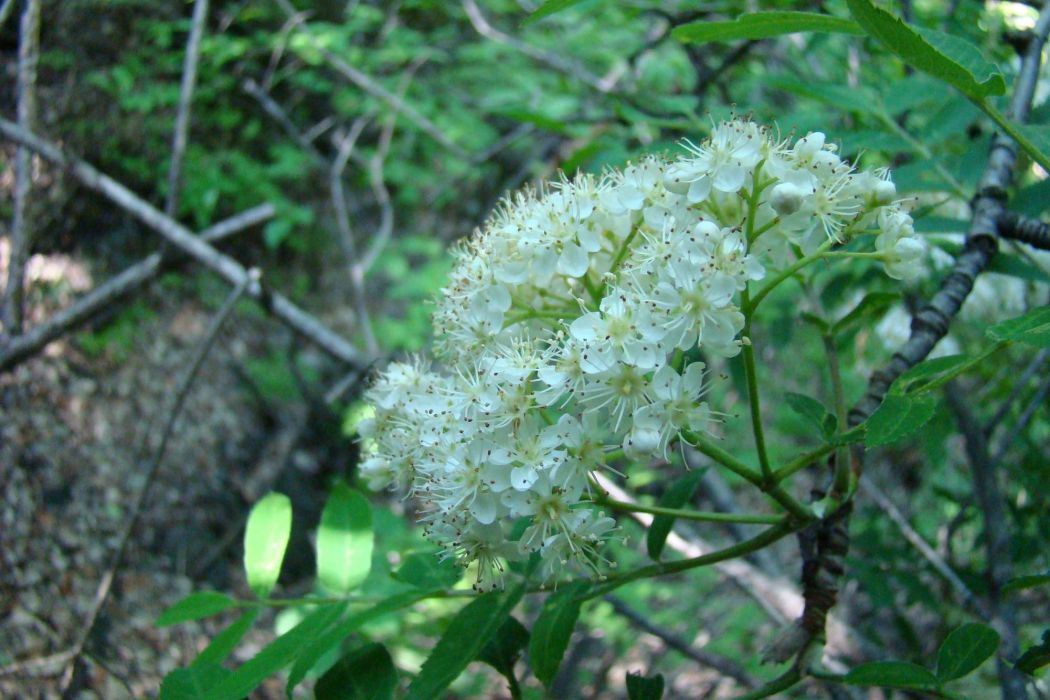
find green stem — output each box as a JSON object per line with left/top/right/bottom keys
{"left": 596, "top": 495, "right": 783, "bottom": 524}
{"left": 741, "top": 288, "right": 773, "bottom": 482}
{"left": 733, "top": 667, "right": 802, "bottom": 700}
{"left": 823, "top": 251, "right": 885, "bottom": 260}
{"left": 585, "top": 521, "right": 798, "bottom": 598}
{"left": 684, "top": 430, "right": 815, "bottom": 522}
{"left": 771, "top": 424, "right": 866, "bottom": 483}
{"left": 580, "top": 272, "right": 603, "bottom": 307}
{"left": 746, "top": 239, "right": 835, "bottom": 313}
{"left": 601, "top": 226, "right": 641, "bottom": 294}
{"left": 973, "top": 98, "right": 1050, "bottom": 173}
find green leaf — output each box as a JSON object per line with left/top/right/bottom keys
{"left": 845, "top": 0, "right": 1005, "bottom": 98}
{"left": 843, "top": 660, "right": 941, "bottom": 689}
{"left": 646, "top": 470, "right": 705, "bottom": 560}
{"left": 1016, "top": 630, "right": 1050, "bottom": 675}
{"left": 865, "top": 393, "right": 937, "bottom": 447}
{"left": 832, "top": 291, "right": 900, "bottom": 334}
{"left": 193, "top": 609, "right": 259, "bottom": 668}
{"left": 672, "top": 11, "right": 861, "bottom": 44}
{"left": 987, "top": 307, "right": 1050, "bottom": 347}
{"left": 936, "top": 623, "right": 1001, "bottom": 681}
{"left": 160, "top": 664, "right": 231, "bottom": 700}
{"left": 243, "top": 492, "right": 292, "bottom": 598}
{"left": 205, "top": 603, "right": 344, "bottom": 700}
{"left": 529, "top": 581, "right": 589, "bottom": 687}
{"left": 626, "top": 671, "right": 665, "bottom": 700}
{"left": 394, "top": 551, "right": 462, "bottom": 590}
{"left": 286, "top": 591, "right": 429, "bottom": 694}
{"left": 477, "top": 616, "right": 529, "bottom": 684}
{"left": 317, "top": 483, "right": 373, "bottom": 594}
{"left": 314, "top": 643, "right": 398, "bottom": 700}
{"left": 1003, "top": 574, "right": 1050, "bottom": 594}
{"left": 524, "top": 0, "right": 591, "bottom": 24}
{"left": 784, "top": 392, "right": 837, "bottom": 439}
{"left": 893, "top": 355, "right": 970, "bottom": 395}
{"left": 405, "top": 585, "right": 526, "bottom": 700}
{"left": 156, "top": 592, "right": 237, "bottom": 627}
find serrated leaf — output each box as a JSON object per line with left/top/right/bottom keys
{"left": 314, "top": 643, "right": 397, "bottom": 700}
{"left": 846, "top": 0, "right": 1005, "bottom": 99}
{"left": 626, "top": 671, "right": 665, "bottom": 700}
{"left": 987, "top": 307, "right": 1050, "bottom": 347}
{"left": 317, "top": 483, "right": 373, "bottom": 595}
{"left": 405, "top": 585, "right": 525, "bottom": 700}
{"left": 893, "top": 355, "right": 970, "bottom": 395}
{"left": 156, "top": 592, "right": 237, "bottom": 627}
{"left": 672, "top": 11, "right": 861, "bottom": 44}
{"left": 286, "top": 591, "right": 430, "bottom": 694}
{"left": 1004, "top": 574, "right": 1050, "bottom": 593}
{"left": 1016, "top": 631, "right": 1050, "bottom": 675}
{"left": 205, "top": 603, "right": 344, "bottom": 700}
{"left": 646, "top": 470, "right": 705, "bottom": 560}
{"left": 865, "top": 393, "right": 937, "bottom": 447}
{"left": 530, "top": 581, "right": 589, "bottom": 687}
{"left": 785, "top": 392, "right": 837, "bottom": 439}
{"left": 936, "top": 623, "right": 1000, "bottom": 681}
{"left": 192, "top": 609, "right": 259, "bottom": 669}
{"left": 843, "top": 660, "right": 941, "bottom": 689}
{"left": 524, "top": 0, "right": 591, "bottom": 25}
{"left": 394, "top": 551, "right": 462, "bottom": 590}
{"left": 477, "top": 616, "right": 529, "bottom": 683}
{"left": 160, "top": 664, "right": 231, "bottom": 700}
{"left": 244, "top": 492, "right": 292, "bottom": 598}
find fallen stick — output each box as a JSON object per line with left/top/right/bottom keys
{"left": 0, "top": 203, "right": 275, "bottom": 372}
{"left": 0, "top": 118, "right": 367, "bottom": 370}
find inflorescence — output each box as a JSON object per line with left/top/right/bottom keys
{"left": 358, "top": 119, "right": 922, "bottom": 590}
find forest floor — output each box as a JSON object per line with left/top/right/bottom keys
{"left": 0, "top": 243, "right": 352, "bottom": 698}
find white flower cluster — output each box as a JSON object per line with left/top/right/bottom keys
{"left": 359, "top": 119, "right": 923, "bottom": 590}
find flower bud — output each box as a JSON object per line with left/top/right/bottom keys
{"left": 873, "top": 179, "right": 897, "bottom": 206}
{"left": 769, "top": 183, "right": 803, "bottom": 216}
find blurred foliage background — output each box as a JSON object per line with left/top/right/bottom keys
{"left": 1, "top": 0, "right": 1049, "bottom": 698}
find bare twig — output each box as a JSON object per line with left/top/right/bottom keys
{"left": 330, "top": 118, "right": 378, "bottom": 355}
{"left": 274, "top": 0, "right": 470, "bottom": 159}
{"left": 164, "top": 0, "right": 209, "bottom": 217}
{"left": 241, "top": 77, "right": 325, "bottom": 161}
{"left": 3, "top": 0, "right": 42, "bottom": 336}
{"left": 946, "top": 385, "right": 1029, "bottom": 700}
{"left": 0, "top": 119, "right": 366, "bottom": 369}
{"left": 985, "top": 348, "right": 1049, "bottom": 436}
{"left": 461, "top": 0, "right": 613, "bottom": 93}
{"left": 860, "top": 480, "right": 989, "bottom": 618}
{"left": 0, "top": 203, "right": 275, "bottom": 372}
{"left": 0, "top": 0, "right": 16, "bottom": 29}
{"left": 59, "top": 271, "right": 255, "bottom": 693}
{"left": 992, "top": 372, "right": 1050, "bottom": 465}
{"left": 604, "top": 594, "right": 756, "bottom": 688}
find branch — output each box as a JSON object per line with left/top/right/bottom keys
{"left": 0, "top": 203, "right": 275, "bottom": 371}
{"left": 0, "top": 118, "right": 367, "bottom": 369}
{"left": 945, "top": 385, "right": 1028, "bottom": 700}
{"left": 997, "top": 211, "right": 1050, "bottom": 251}
{"left": 2, "top": 0, "right": 42, "bottom": 336}
{"left": 461, "top": 0, "right": 614, "bottom": 93}
{"left": 779, "top": 1, "right": 1050, "bottom": 674}
{"left": 59, "top": 271, "right": 254, "bottom": 693}
{"left": 164, "top": 0, "right": 209, "bottom": 217}
{"left": 860, "top": 480, "right": 989, "bottom": 619}
{"left": 0, "top": 0, "right": 16, "bottom": 29}
{"left": 604, "top": 594, "right": 756, "bottom": 688}
{"left": 985, "top": 347, "right": 1049, "bottom": 436}
{"left": 273, "top": 0, "right": 471, "bottom": 160}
